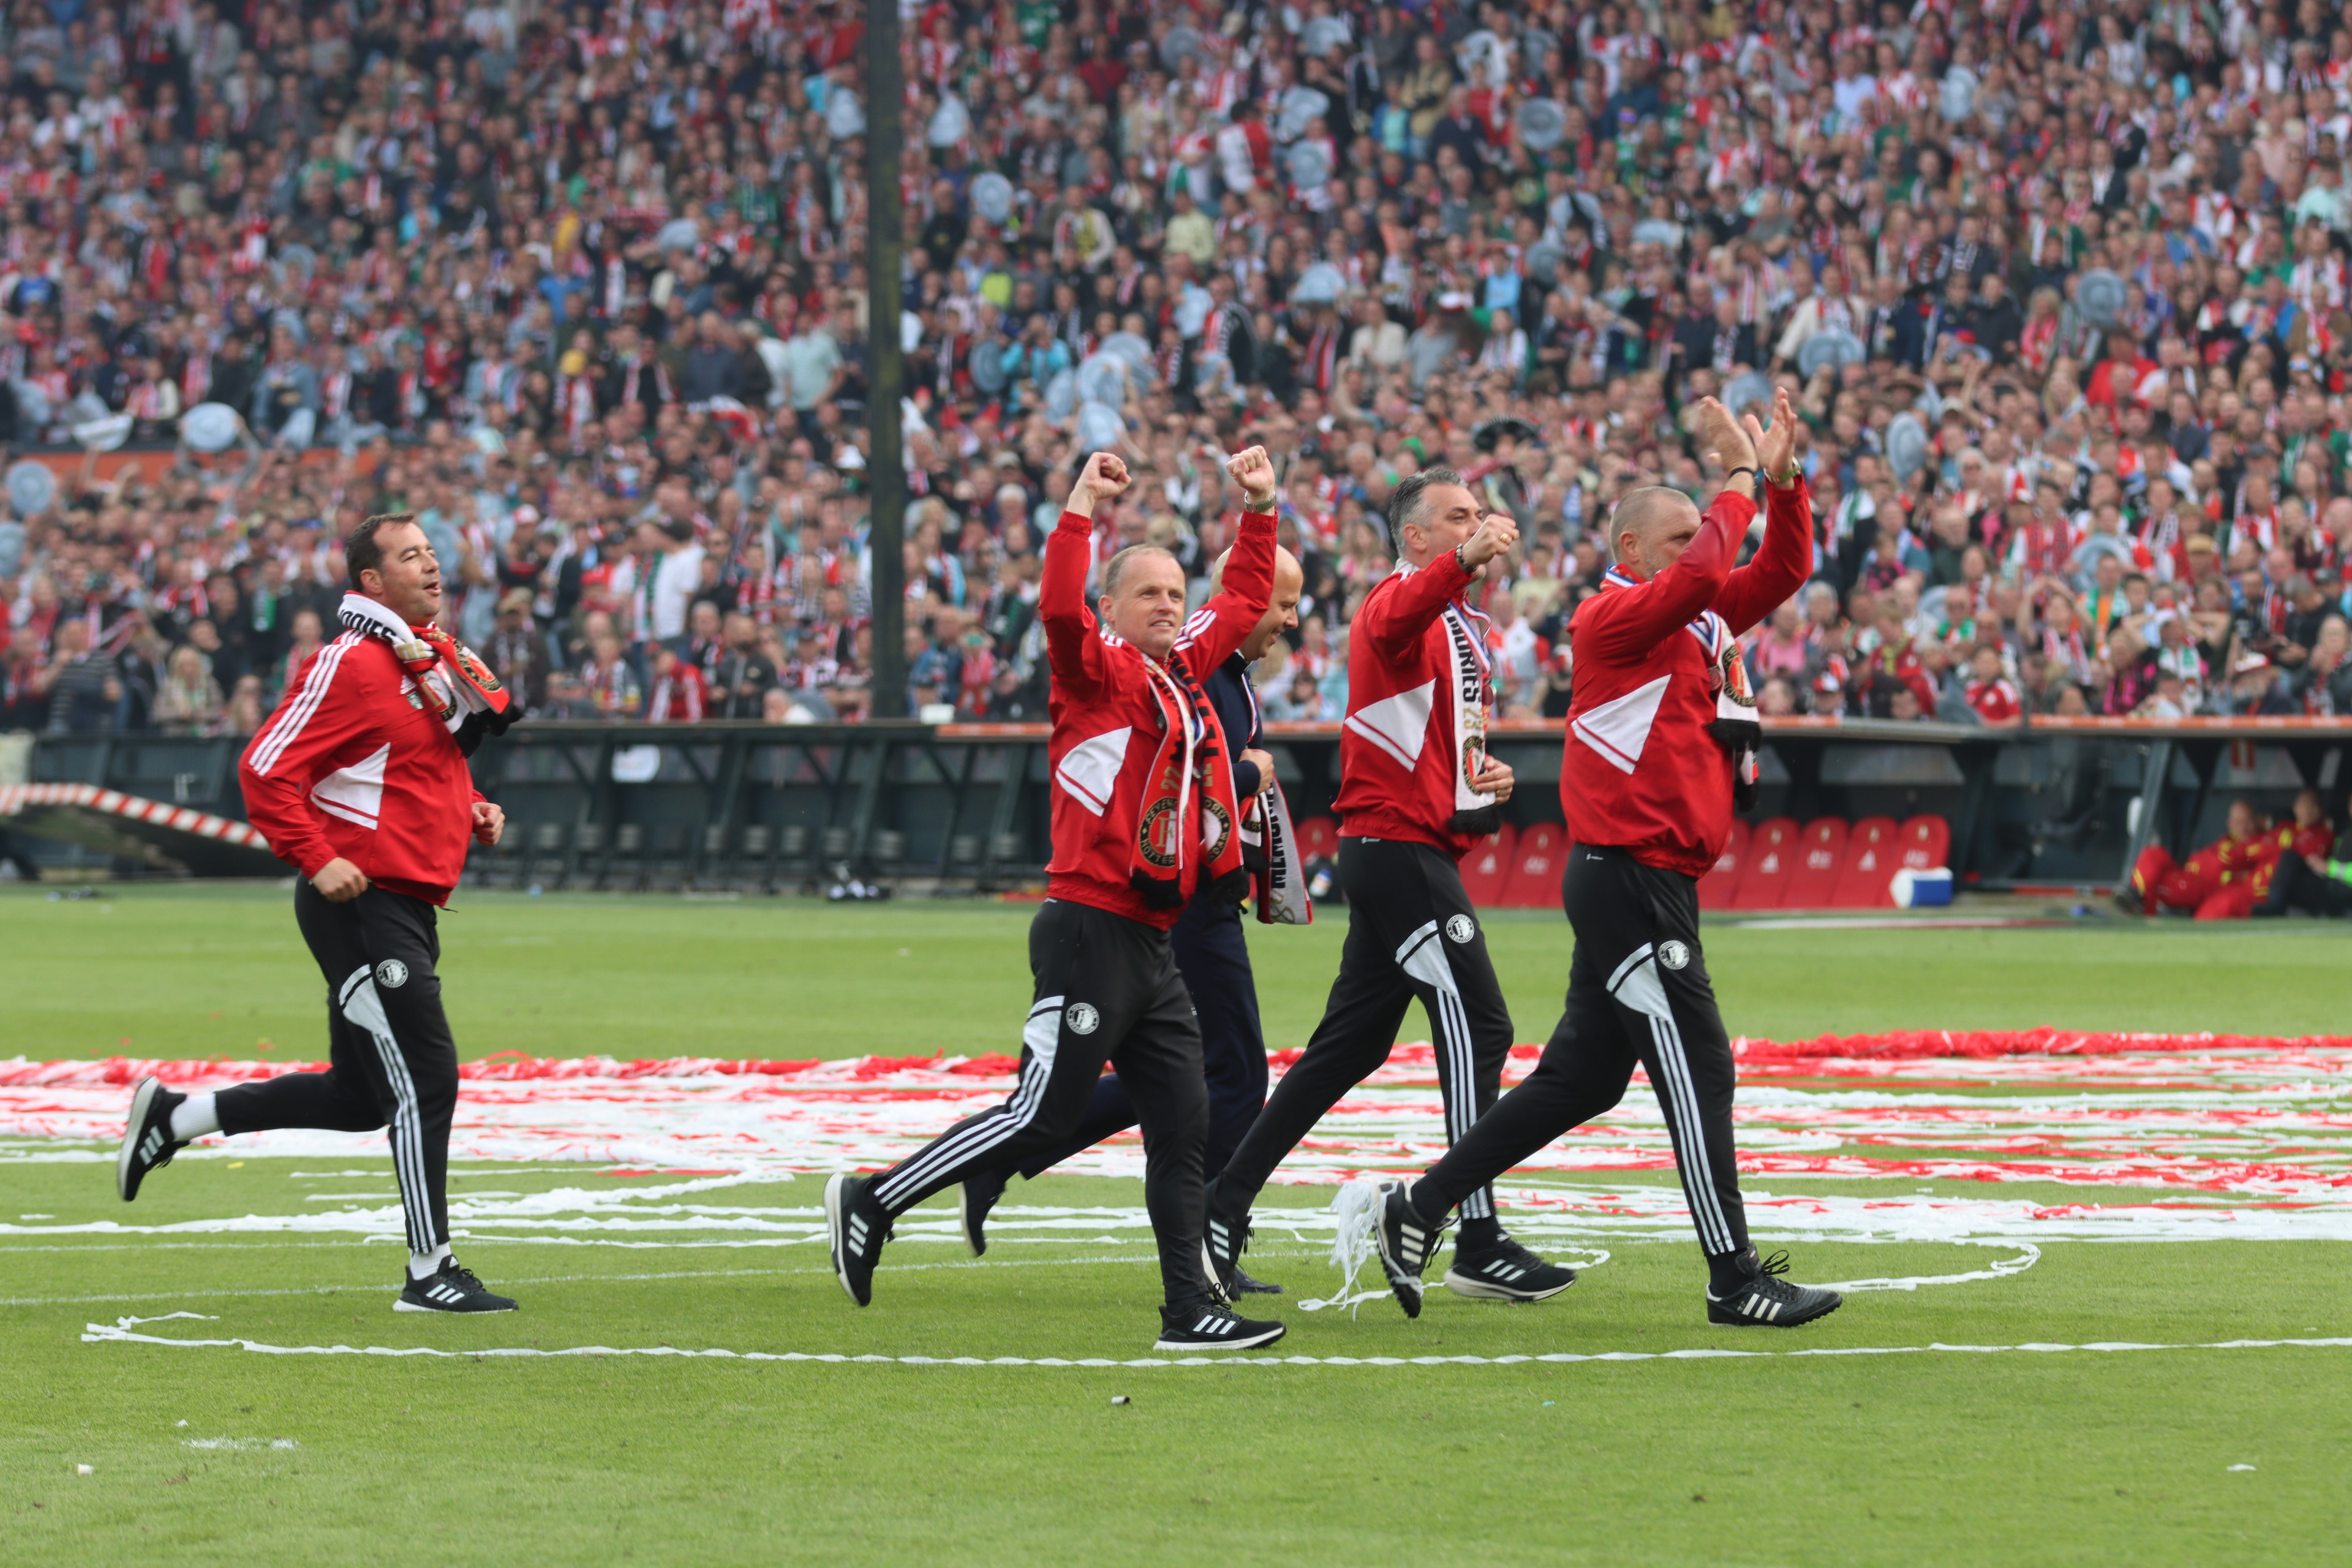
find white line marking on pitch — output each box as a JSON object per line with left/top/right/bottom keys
{"left": 80, "top": 1313, "right": 2352, "bottom": 1368}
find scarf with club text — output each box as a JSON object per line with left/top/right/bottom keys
{"left": 339, "top": 592, "right": 521, "bottom": 756}
{"left": 1109, "top": 630, "right": 1247, "bottom": 911}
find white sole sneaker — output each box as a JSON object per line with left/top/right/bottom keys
{"left": 1443, "top": 1268, "right": 1575, "bottom": 1302}
{"left": 823, "top": 1172, "right": 856, "bottom": 1303}
{"left": 392, "top": 1299, "right": 516, "bottom": 1314}
{"left": 1152, "top": 1323, "right": 1286, "bottom": 1352}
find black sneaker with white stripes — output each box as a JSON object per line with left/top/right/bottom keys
{"left": 1705, "top": 1251, "right": 1842, "bottom": 1327}
{"left": 1201, "top": 1180, "right": 1254, "bottom": 1302}
{"left": 826, "top": 1172, "right": 893, "bottom": 1306}
{"left": 1153, "top": 1302, "right": 1286, "bottom": 1352}
{"left": 395, "top": 1259, "right": 517, "bottom": 1313}
{"left": 1373, "top": 1180, "right": 1449, "bottom": 1319}
{"left": 1445, "top": 1235, "right": 1578, "bottom": 1302}
{"left": 116, "top": 1076, "right": 186, "bottom": 1202}
{"left": 958, "top": 1167, "right": 1006, "bottom": 1257}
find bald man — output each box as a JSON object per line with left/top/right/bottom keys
{"left": 960, "top": 543, "right": 1308, "bottom": 1295}
{"left": 1371, "top": 391, "right": 1846, "bottom": 1330}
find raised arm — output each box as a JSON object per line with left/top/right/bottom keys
{"left": 1574, "top": 394, "right": 1757, "bottom": 662}
{"left": 1714, "top": 389, "right": 1815, "bottom": 635}
{"left": 1040, "top": 452, "right": 1131, "bottom": 701}
{"left": 1180, "top": 445, "right": 1280, "bottom": 672}
{"left": 1357, "top": 506, "right": 1520, "bottom": 656}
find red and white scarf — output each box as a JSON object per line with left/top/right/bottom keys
{"left": 339, "top": 592, "right": 518, "bottom": 754}
{"left": 1107, "top": 630, "right": 1247, "bottom": 911}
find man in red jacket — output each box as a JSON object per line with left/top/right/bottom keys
{"left": 114, "top": 513, "right": 521, "bottom": 1314}
{"left": 1202, "top": 462, "right": 1578, "bottom": 1306}
{"left": 1370, "top": 390, "right": 1845, "bottom": 1329}
{"left": 825, "top": 449, "right": 1289, "bottom": 1352}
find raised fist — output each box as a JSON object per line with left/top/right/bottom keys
{"left": 1227, "top": 445, "right": 1278, "bottom": 509}
{"left": 1066, "top": 451, "right": 1132, "bottom": 516}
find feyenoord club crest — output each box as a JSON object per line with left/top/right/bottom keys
{"left": 1065, "top": 1001, "right": 1101, "bottom": 1035}
{"left": 1445, "top": 914, "right": 1477, "bottom": 944}
{"left": 453, "top": 644, "right": 503, "bottom": 693}
{"left": 1460, "top": 736, "right": 1487, "bottom": 789}
{"left": 1657, "top": 940, "right": 1691, "bottom": 971}
{"left": 375, "top": 959, "right": 410, "bottom": 989}
{"left": 1202, "top": 795, "right": 1233, "bottom": 860}
{"left": 1138, "top": 799, "right": 1181, "bottom": 869}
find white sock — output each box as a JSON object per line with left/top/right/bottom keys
{"left": 168, "top": 1094, "right": 220, "bottom": 1141}
{"left": 409, "top": 1243, "right": 452, "bottom": 1282}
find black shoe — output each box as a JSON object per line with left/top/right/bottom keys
{"left": 1706, "top": 1250, "right": 1842, "bottom": 1327}
{"left": 1229, "top": 1265, "right": 1284, "bottom": 1295}
{"left": 1445, "top": 1235, "right": 1577, "bottom": 1302}
{"left": 826, "top": 1172, "right": 892, "bottom": 1306}
{"left": 394, "top": 1259, "right": 517, "bottom": 1314}
{"left": 959, "top": 1167, "right": 1006, "bottom": 1257}
{"left": 117, "top": 1076, "right": 186, "bottom": 1202}
{"left": 2113, "top": 888, "right": 2144, "bottom": 916}
{"left": 1202, "top": 1181, "right": 1253, "bottom": 1303}
{"left": 1153, "top": 1302, "right": 1286, "bottom": 1352}
{"left": 1373, "top": 1181, "right": 1448, "bottom": 1319}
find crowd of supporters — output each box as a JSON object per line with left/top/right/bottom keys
{"left": 5, "top": 0, "right": 2352, "bottom": 741}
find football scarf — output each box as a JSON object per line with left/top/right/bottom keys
{"left": 1438, "top": 592, "right": 1503, "bottom": 837}
{"left": 1222, "top": 656, "right": 1311, "bottom": 925}
{"left": 1600, "top": 565, "right": 1761, "bottom": 809}
{"left": 339, "top": 592, "right": 521, "bottom": 756}
{"left": 1112, "top": 631, "right": 1246, "bottom": 911}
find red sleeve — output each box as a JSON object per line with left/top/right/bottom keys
{"left": 1177, "top": 509, "right": 1276, "bottom": 670}
{"left": 1570, "top": 491, "right": 1754, "bottom": 663}
{"left": 1041, "top": 509, "right": 1110, "bottom": 700}
{"left": 1355, "top": 549, "right": 1476, "bottom": 657}
{"left": 1713, "top": 477, "right": 1816, "bottom": 636}
{"left": 238, "top": 638, "right": 373, "bottom": 880}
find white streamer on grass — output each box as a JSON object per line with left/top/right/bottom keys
{"left": 81, "top": 1313, "right": 2352, "bottom": 1369}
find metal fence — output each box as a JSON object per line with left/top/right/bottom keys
{"left": 13, "top": 717, "right": 2350, "bottom": 892}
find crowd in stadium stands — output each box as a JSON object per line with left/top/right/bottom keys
{"left": 4, "top": 0, "right": 2352, "bottom": 741}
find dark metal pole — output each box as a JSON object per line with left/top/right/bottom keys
{"left": 864, "top": 0, "right": 908, "bottom": 719}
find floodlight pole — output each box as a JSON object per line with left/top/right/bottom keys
{"left": 864, "top": 0, "right": 908, "bottom": 720}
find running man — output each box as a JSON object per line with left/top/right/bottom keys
{"left": 116, "top": 513, "right": 522, "bottom": 1314}
{"left": 957, "top": 538, "right": 1308, "bottom": 1296}
{"left": 1371, "top": 391, "right": 1844, "bottom": 1328}
{"left": 824, "top": 448, "right": 1289, "bottom": 1351}
{"left": 1202, "top": 465, "right": 1577, "bottom": 1305}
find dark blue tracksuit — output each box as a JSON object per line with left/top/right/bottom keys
{"left": 1012, "top": 652, "right": 1271, "bottom": 1180}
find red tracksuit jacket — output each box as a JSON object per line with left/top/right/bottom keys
{"left": 1332, "top": 551, "right": 1491, "bottom": 858}
{"left": 239, "top": 631, "right": 484, "bottom": 904}
{"left": 1044, "top": 507, "right": 1276, "bottom": 927}
{"left": 1564, "top": 479, "right": 1814, "bottom": 876}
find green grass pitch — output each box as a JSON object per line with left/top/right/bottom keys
{"left": 3, "top": 886, "right": 2348, "bottom": 1566}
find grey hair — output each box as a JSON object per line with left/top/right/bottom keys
{"left": 1102, "top": 544, "right": 1179, "bottom": 597}
{"left": 1385, "top": 466, "right": 1468, "bottom": 541}
{"left": 1607, "top": 486, "right": 1700, "bottom": 564}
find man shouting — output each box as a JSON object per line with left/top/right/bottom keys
{"left": 116, "top": 513, "right": 521, "bottom": 1314}
{"left": 824, "top": 448, "right": 1288, "bottom": 1351}
{"left": 1372, "top": 391, "right": 1844, "bottom": 1329}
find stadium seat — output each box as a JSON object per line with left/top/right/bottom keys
{"left": 1830, "top": 816, "right": 1902, "bottom": 907}
{"left": 1295, "top": 815, "right": 1340, "bottom": 864}
{"left": 1898, "top": 813, "right": 1952, "bottom": 873}
{"left": 1730, "top": 817, "right": 1801, "bottom": 907}
{"left": 1459, "top": 822, "right": 1517, "bottom": 908}
{"left": 1697, "top": 818, "right": 1751, "bottom": 909}
{"left": 1498, "top": 822, "right": 1566, "bottom": 909}
{"left": 1780, "top": 818, "right": 1850, "bottom": 908}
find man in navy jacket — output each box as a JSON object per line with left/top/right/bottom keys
{"left": 959, "top": 541, "right": 1305, "bottom": 1295}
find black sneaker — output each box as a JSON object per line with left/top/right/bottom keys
{"left": 1705, "top": 1250, "right": 1842, "bottom": 1327}
{"left": 1202, "top": 1181, "right": 1254, "bottom": 1302}
{"left": 1445, "top": 1235, "right": 1577, "bottom": 1302}
{"left": 959, "top": 1167, "right": 1006, "bottom": 1257}
{"left": 1373, "top": 1180, "right": 1449, "bottom": 1319}
{"left": 117, "top": 1076, "right": 186, "bottom": 1202}
{"left": 1229, "top": 1264, "right": 1284, "bottom": 1295}
{"left": 825, "top": 1172, "right": 892, "bottom": 1306}
{"left": 1153, "top": 1302, "right": 1286, "bottom": 1352}
{"left": 395, "top": 1259, "right": 517, "bottom": 1314}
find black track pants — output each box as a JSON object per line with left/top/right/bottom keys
{"left": 1216, "top": 837, "right": 1513, "bottom": 1223}
{"left": 214, "top": 884, "right": 459, "bottom": 1256}
{"left": 869, "top": 898, "right": 1212, "bottom": 1305}
{"left": 1416, "top": 843, "right": 1751, "bottom": 1259}
{"left": 2260, "top": 854, "right": 2352, "bottom": 917}
{"left": 1011, "top": 895, "right": 1268, "bottom": 1180}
